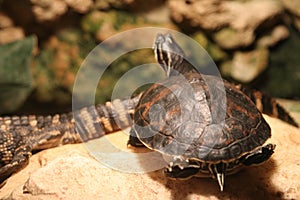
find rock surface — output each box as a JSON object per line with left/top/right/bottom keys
{"left": 30, "top": 0, "right": 68, "bottom": 22}
{"left": 0, "top": 27, "right": 25, "bottom": 44}
{"left": 221, "top": 48, "right": 269, "bottom": 83}
{"left": 0, "top": 12, "right": 25, "bottom": 44}
{"left": 168, "top": 0, "right": 284, "bottom": 48}
{"left": 257, "top": 25, "right": 290, "bottom": 48}
{"left": 280, "top": 0, "right": 300, "bottom": 17}
{"left": 0, "top": 115, "right": 299, "bottom": 200}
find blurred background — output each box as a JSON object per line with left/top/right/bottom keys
{"left": 0, "top": 0, "right": 299, "bottom": 116}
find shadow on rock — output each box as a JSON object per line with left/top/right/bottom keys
{"left": 138, "top": 153, "right": 281, "bottom": 200}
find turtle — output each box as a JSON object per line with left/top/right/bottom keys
{"left": 128, "top": 33, "right": 276, "bottom": 191}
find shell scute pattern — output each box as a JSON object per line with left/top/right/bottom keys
{"left": 133, "top": 68, "right": 271, "bottom": 162}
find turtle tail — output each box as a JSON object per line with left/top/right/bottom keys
{"left": 238, "top": 85, "right": 298, "bottom": 127}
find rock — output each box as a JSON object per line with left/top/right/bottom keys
{"left": 94, "top": 0, "right": 135, "bottom": 10}
{"left": 1, "top": 116, "right": 300, "bottom": 200}
{"left": 0, "top": 12, "right": 14, "bottom": 29}
{"left": 293, "top": 16, "right": 300, "bottom": 32}
{"left": 65, "top": 0, "right": 93, "bottom": 13}
{"left": 257, "top": 25, "right": 290, "bottom": 48}
{"left": 224, "top": 0, "right": 283, "bottom": 31}
{"left": 94, "top": 0, "right": 165, "bottom": 12}
{"left": 30, "top": 0, "right": 94, "bottom": 21}
{"left": 142, "top": 5, "right": 171, "bottom": 24}
{"left": 213, "top": 27, "right": 255, "bottom": 49}
{"left": 96, "top": 21, "right": 117, "bottom": 41}
{"left": 0, "top": 12, "right": 25, "bottom": 44}
{"left": 168, "top": 0, "right": 228, "bottom": 31}
{"left": 0, "top": 27, "right": 25, "bottom": 44}
{"left": 221, "top": 48, "right": 269, "bottom": 83}
{"left": 168, "top": 0, "right": 284, "bottom": 49}
{"left": 280, "top": 0, "right": 300, "bottom": 17}
{"left": 168, "top": 0, "right": 283, "bottom": 31}
{"left": 30, "top": 0, "right": 68, "bottom": 22}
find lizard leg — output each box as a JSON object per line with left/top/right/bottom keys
{"left": 0, "top": 144, "right": 31, "bottom": 187}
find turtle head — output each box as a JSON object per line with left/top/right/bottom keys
{"left": 154, "top": 33, "right": 188, "bottom": 77}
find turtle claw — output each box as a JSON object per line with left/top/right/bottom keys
{"left": 217, "top": 172, "right": 225, "bottom": 192}
{"left": 209, "top": 163, "right": 226, "bottom": 191}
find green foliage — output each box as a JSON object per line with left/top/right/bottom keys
{"left": 192, "top": 32, "right": 228, "bottom": 63}
{"left": 81, "top": 10, "right": 146, "bottom": 37}
{"left": 81, "top": 11, "right": 105, "bottom": 35}
{"left": 33, "top": 28, "right": 97, "bottom": 104}
{"left": 113, "top": 11, "right": 140, "bottom": 30}
{"left": 0, "top": 36, "right": 35, "bottom": 113}
{"left": 95, "top": 49, "right": 160, "bottom": 103}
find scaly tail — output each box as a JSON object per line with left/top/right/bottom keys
{"left": 236, "top": 85, "right": 298, "bottom": 127}
{"left": 0, "top": 96, "right": 139, "bottom": 185}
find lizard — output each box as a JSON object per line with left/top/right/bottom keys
{"left": 0, "top": 88, "right": 298, "bottom": 186}
{"left": 0, "top": 97, "right": 140, "bottom": 185}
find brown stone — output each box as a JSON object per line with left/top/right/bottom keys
{"left": 0, "top": 27, "right": 25, "bottom": 44}
{"left": 65, "top": 0, "right": 93, "bottom": 13}
{"left": 30, "top": 0, "right": 68, "bottom": 22}
{"left": 280, "top": 0, "right": 300, "bottom": 17}
{"left": 257, "top": 25, "right": 290, "bottom": 48}
{"left": 168, "top": 0, "right": 284, "bottom": 49}
{"left": 221, "top": 48, "right": 269, "bottom": 83}
{"left": 0, "top": 13, "right": 14, "bottom": 29}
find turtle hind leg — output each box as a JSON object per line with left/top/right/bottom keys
{"left": 240, "top": 143, "right": 276, "bottom": 166}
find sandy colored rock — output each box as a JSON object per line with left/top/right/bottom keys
{"left": 213, "top": 27, "right": 255, "bottom": 49}
{"left": 0, "top": 116, "right": 299, "bottom": 199}
{"left": 280, "top": 0, "right": 300, "bottom": 17}
{"left": 0, "top": 27, "right": 25, "bottom": 44}
{"left": 30, "top": 0, "right": 68, "bottom": 22}
{"left": 224, "top": 0, "right": 283, "bottom": 31}
{"left": 65, "top": 0, "right": 93, "bottom": 13}
{"left": 294, "top": 16, "right": 300, "bottom": 32}
{"left": 221, "top": 48, "right": 269, "bottom": 83}
{"left": 257, "top": 25, "right": 290, "bottom": 48}
{"left": 168, "top": 0, "right": 284, "bottom": 49}
{"left": 168, "top": 0, "right": 283, "bottom": 31}
{"left": 0, "top": 13, "right": 14, "bottom": 29}
{"left": 94, "top": 0, "right": 136, "bottom": 9}
{"left": 168, "top": 0, "right": 228, "bottom": 31}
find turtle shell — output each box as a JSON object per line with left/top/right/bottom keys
{"left": 131, "top": 72, "right": 271, "bottom": 162}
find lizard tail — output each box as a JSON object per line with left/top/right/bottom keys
{"left": 237, "top": 85, "right": 299, "bottom": 128}
{"left": 0, "top": 96, "right": 140, "bottom": 151}
{"left": 73, "top": 96, "right": 139, "bottom": 143}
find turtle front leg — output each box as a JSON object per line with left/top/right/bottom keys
{"left": 127, "top": 128, "right": 145, "bottom": 147}
{"left": 163, "top": 157, "right": 200, "bottom": 180}
{"left": 240, "top": 143, "right": 276, "bottom": 166}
